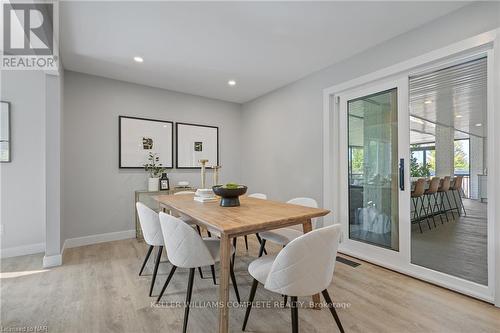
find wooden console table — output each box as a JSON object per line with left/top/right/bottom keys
{"left": 134, "top": 188, "right": 195, "bottom": 240}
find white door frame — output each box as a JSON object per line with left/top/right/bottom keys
{"left": 323, "top": 29, "right": 500, "bottom": 305}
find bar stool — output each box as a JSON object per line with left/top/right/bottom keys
{"left": 437, "top": 176, "right": 453, "bottom": 222}
{"left": 449, "top": 175, "right": 467, "bottom": 216}
{"left": 411, "top": 178, "right": 431, "bottom": 233}
{"left": 423, "top": 177, "right": 441, "bottom": 227}
{"left": 157, "top": 212, "right": 240, "bottom": 332}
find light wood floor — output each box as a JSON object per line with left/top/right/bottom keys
{"left": 1, "top": 236, "right": 499, "bottom": 333}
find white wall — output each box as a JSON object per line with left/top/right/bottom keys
{"left": 241, "top": 2, "right": 500, "bottom": 205}
{"left": 45, "top": 71, "right": 63, "bottom": 266}
{"left": 62, "top": 71, "right": 242, "bottom": 241}
{"left": 0, "top": 71, "right": 46, "bottom": 257}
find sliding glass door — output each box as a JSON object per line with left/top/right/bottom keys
{"left": 332, "top": 53, "right": 494, "bottom": 302}
{"left": 337, "top": 78, "right": 410, "bottom": 260}
{"left": 347, "top": 89, "right": 400, "bottom": 250}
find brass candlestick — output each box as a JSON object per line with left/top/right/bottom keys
{"left": 199, "top": 159, "right": 209, "bottom": 189}
{"left": 213, "top": 165, "right": 221, "bottom": 186}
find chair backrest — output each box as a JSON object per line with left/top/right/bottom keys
{"left": 264, "top": 224, "right": 341, "bottom": 297}
{"left": 412, "top": 178, "right": 426, "bottom": 197}
{"left": 158, "top": 212, "right": 215, "bottom": 268}
{"left": 248, "top": 193, "right": 267, "bottom": 200}
{"left": 439, "top": 176, "right": 451, "bottom": 192}
{"left": 136, "top": 202, "right": 164, "bottom": 246}
{"left": 427, "top": 177, "right": 440, "bottom": 194}
{"left": 452, "top": 175, "right": 463, "bottom": 190}
{"left": 175, "top": 191, "right": 196, "bottom": 195}
{"left": 287, "top": 197, "right": 319, "bottom": 230}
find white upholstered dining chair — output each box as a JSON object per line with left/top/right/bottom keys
{"left": 157, "top": 212, "right": 241, "bottom": 333}
{"left": 242, "top": 224, "right": 344, "bottom": 333}
{"left": 248, "top": 193, "right": 268, "bottom": 254}
{"left": 136, "top": 202, "right": 166, "bottom": 297}
{"left": 257, "top": 197, "right": 318, "bottom": 255}
{"left": 174, "top": 190, "right": 216, "bottom": 283}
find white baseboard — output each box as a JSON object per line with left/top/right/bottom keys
{"left": 63, "top": 229, "right": 136, "bottom": 250}
{"left": 43, "top": 253, "right": 62, "bottom": 268}
{"left": 1, "top": 242, "right": 45, "bottom": 258}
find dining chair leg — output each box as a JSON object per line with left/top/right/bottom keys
{"left": 242, "top": 278, "right": 259, "bottom": 331}
{"left": 258, "top": 239, "right": 267, "bottom": 257}
{"left": 290, "top": 296, "right": 299, "bottom": 333}
{"left": 196, "top": 225, "right": 202, "bottom": 236}
{"left": 255, "top": 234, "right": 267, "bottom": 255}
{"left": 197, "top": 267, "right": 204, "bottom": 279}
{"left": 232, "top": 237, "right": 237, "bottom": 264}
{"left": 156, "top": 265, "right": 177, "bottom": 302}
{"left": 210, "top": 265, "right": 217, "bottom": 285}
{"left": 322, "top": 289, "right": 345, "bottom": 333}
{"left": 244, "top": 235, "right": 249, "bottom": 251}
{"left": 139, "top": 245, "right": 154, "bottom": 276}
{"left": 149, "top": 246, "right": 163, "bottom": 297}
{"left": 229, "top": 259, "right": 240, "bottom": 303}
{"left": 207, "top": 230, "right": 212, "bottom": 237}
{"left": 182, "top": 268, "right": 195, "bottom": 333}
{"left": 283, "top": 295, "right": 288, "bottom": 307}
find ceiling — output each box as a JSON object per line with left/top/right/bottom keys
{"left": 410, "top": 56, "right": 487, "bottom": 144}
{"left": 60, "top": 2, "right": 468, "bottom": 103}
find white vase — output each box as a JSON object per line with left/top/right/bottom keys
{"left": 148, "top": 177, "right": 159, "bottom": 192}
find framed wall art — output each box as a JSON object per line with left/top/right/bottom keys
{"left": 176, "top": 122, "right": 218, "bottom": 169}
{"left": 0, "top": 101, "right": 11, "bottom": 163}
{"left": 119, "top": 116, "right": 173, "bottom": 169}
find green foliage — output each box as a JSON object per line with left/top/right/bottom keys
{"left": 410, "top": 153, "right": 431, "bottom": 177}
{"left": 454, "top": 141, "right": 469, "bottom": 172}
{"left": 144, "top": 152, "right": 166, "bottom": 178}
{"left": 351, "top": 148, "right": 364, "bottom": 174}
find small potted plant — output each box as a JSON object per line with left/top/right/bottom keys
{"left": 144, "top": 153, "right": 166, "bottom": 191}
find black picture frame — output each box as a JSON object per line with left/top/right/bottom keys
{"left": 0, "top": 101, "right": 11, "bottom": 163}
{"left": 175, "top": 122, "right": 219, "bottom": 169}
{"left": 119, "top": 115, "right": 174, "bottom": 169}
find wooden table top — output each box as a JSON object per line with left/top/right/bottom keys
{"left": 153, "top": 194, "right": 330, "bottom": 237}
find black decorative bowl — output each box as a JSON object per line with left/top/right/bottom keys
{"left": 212, "top": 185, "right": 248, "bottom": 207}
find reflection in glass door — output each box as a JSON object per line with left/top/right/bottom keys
{"left": 347, "top": 89, "right": 399, "bottom": 250}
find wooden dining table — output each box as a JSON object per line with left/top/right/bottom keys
{"left": 153, "top": 194, "right": 330, "bottom": 333}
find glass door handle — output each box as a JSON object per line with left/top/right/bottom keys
{"left": 399, "top": 158, "right": 405, "bottom": 191}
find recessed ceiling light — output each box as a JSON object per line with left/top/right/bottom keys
{"left": 475, "top": 123, "right": 482, "bottom": 127}
{"left": 424, "top": 100, "right": 432, "bottom": 104}
{"left": 134, "top": 56, "right": 144, "bottom": 63}
{"left": 455, "top": 115, "right": 463, "bottom": 118}
{"left": 227, "top": 80, "right": 236, "bottom": 86}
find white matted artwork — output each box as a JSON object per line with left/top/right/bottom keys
{"left": 119, "top": 116, "right": 173, "bottom": 168}
{"left": 176, "top": 122, "right": 218, "bottom": 168}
